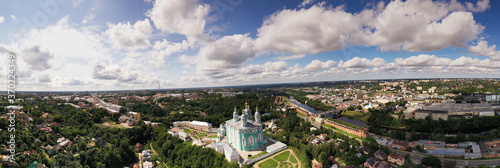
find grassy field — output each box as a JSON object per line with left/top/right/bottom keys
{"left": 183, "top": 129, "right": 192, "bottom": 134}
{"left": 326, "top": 118, "right": 362, "bottom": 129}
{"left": 291, "top": 147, "right": 308, "bottom": 168}
{"left": 296, "top": 112, "right": 307, "bottom": 117}
{"left": 322, "top": 124, "right": 367, "bottom": 142}
{"left": 207, "top": 135, "right": 218, "bottom": 138}
{"left": 198, "top": 133, "right": 207, "bottom": 137}
{"left": 274, "top": 151, "right": 290, "bottom": 162}
{"left": 289, "top": 154, "right": 297, "bottom": 164}
{"left": 249, "top": 151, "right": 268, "bottom": 159}
{"left": 259, "top": 159, "right": 278, "bottom": 168}
{"left": 341, "top": 110, "right": 371, "bottom": 122}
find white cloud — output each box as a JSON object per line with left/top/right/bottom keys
{"left": 92, "top": 63, "right": 122, "bottom": 80}
{"left": 394, "top": 54, "right": 452, "bottom": 66}
{"left": 298, "top": 0, "right": 315, "bottom": 8}
{"left": 21, "top": 16, "right": 111, "bottom": 62}
{"left": 337, "top": 57, "right": 385, "bottom": 68}
{"left": 256, "top": 4, "right": 365, "bottom": 55}
{"left": 467, "top": 40, "right": 500, "bottom": 61}
{"left": 195, "top": 34, "right": 256, "bottom": 77}
{"left": 357, "top": 0, "right": 484, "bottom": 52}
{"left": 465, "top": 0, "right": 490, "bottom": 12}
{"left": 148, "top": 0, "right": 209, "bottom": 41}
{"left": 304, "top": 60, "right": 336, "bottom": 72}
{"left": 106, "top": 19, "right": 153, "bottom": 50}
{"left": 274, "top": 54, "right": 306, "bottom": 61}
{"left": 256, "top": 0, "right": 486, "bottom": 55}
{"left": 38, "top": 74, "right": 52, "bottom": 83}
{"left": 0, "top": 16, "right": 5, "bottom": 24}
{"left": 21, "top": 45, "right": 54, "bottom": 71}
{"left": 240, "top": 61, "right": 287, "bottom": 75}
{"left": 10, "top": 15, "right": 15, "bottom": 20}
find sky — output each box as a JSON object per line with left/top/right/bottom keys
{"left": 0, "top": 0, "right": 499, "bottom": 91}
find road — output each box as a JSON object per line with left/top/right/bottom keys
{"left": 389, "top": 148, "right": 500, "bottom": 167}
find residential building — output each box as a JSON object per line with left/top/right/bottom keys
{"left": 374, "top": 150, "right": 387, "bottom": 161}
{"left": 388, "top": 152, "right": 405, "bottom": 166}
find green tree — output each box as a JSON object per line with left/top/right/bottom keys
{"left": 318, "top": 152, "right": 329, "bottom": 167}
{"left": 119, "top": 107, "right": 127, "bottom": 114}
{"left": 421, "top": 156, "right": 441, "bottom": 168}
{"left": 478, "top": 164, "right": 489, "bottom": 168}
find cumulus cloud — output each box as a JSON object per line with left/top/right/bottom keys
{"left": 337, "top": 57, "right": 385, "bottom": 68}
{"left": 92, "top": 63, "right": 122, "bottom": 80}
{"left": 304, "top": 60, "right": 336, "bottom": 72}
{"left": 298, "top": 0, "right": 315, "bottom": 8}
{"left": 196, "top": 34, "right": 256, "bottom": 77}
{"left": 394, "top": 54, "right": 452, "bottom": 66}
{"left": 256, "top": 0, "right": 486, "bottom": 55}
{"left": 38, "top": 74, "right": 52, "bottom": 83}
{"left": 21, "top": 45, "right": 54, "bottom": 71}
{"left": 274, "top": 54, "right": 306, "bottom": 61}
{"left": 0, "top": 16, "right": 4, "bottom": 24}
{"left": 92, "top": 63, "right": 158, "bottom": 84}
{"left": 10, "top": 15, "right": 15, "bottom": 20}
{"left": 21, "top": 16, "right": 111, "bottom": 61}
{"left": 255, "top": 5, "right": 365, "bottom": 55}
{"left": 467, "top": 40, "right": 500, "bottom": 61}
{"left": 240, "top": 61, "right": 287, "bottom": 75}
{"left": 148, "top": 0, "right": 209, "bottom": 41}
{"left": 106, "top": 19, "right": 153, "bottom": 50}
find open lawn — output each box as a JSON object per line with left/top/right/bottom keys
{"left": 274, "top": 151, "right": 290, "bottom": 162}
{"left": 341, "top": 110, "right": 371, "bottom": 122}
{"left": 322, "top": 124, "right": 367, "bottom": 142}
{"left": 291, "top": 147, "right": 308, "bottom": 168}
{"left": 207, "top": 135, "right": 218, "bottom": 138}
{"left": 289, "top": 154, "right": 297, "bottom": 164}
{"left": 326, "top": 118, "right": 362, "bottom": 129}
{"left": 198, "top": 133, "right": 207, "bottom": 137}
{"left": 183, "top": 129, "right": 192, "bottom": 134}
{"left": 259, "top": 159, "right": 278, "bottom": 168}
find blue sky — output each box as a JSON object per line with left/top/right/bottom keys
{"left": 0, "top": 0, "right": 499, "bottom": 91}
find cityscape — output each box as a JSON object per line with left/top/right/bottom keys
{"left": 1, "top": 0, "right": 500, "bottom": 168}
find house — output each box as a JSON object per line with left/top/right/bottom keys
{"left": 362, "top": 146, "right": 371, "bottom": 154}
{"left": 95, "top": 138, "right": 107, "bottom": 147}
{"left": 178, "top": 131, "right": 191, "bottom": 141}
{"left": 134, "top": 143, "right": 143, "bottom": 152}
{"left": 142, "top": 149, "right": 151, "bottom": 161}
{"left": 364, "top": 157, "right": 378, "bottom": 168}
{"left": 374, "top": 161, "right": 393, "bottom": 168}
{"left": 374, "top": 150, "right": 387, "bottom": 161}
{"left": 388, "top": 140, "right": 409, "bottom": 151}
{"left": 143, "top": 161, "right": 153, "bottom": 168}
{"left": 312, "top": 163, "right": 323, "bottom": 168}
{"left": 328, "top": 156, "right": 339, "bottom": 168}
{"left": 388, "top": 152, "right": 405, "bottom": 166}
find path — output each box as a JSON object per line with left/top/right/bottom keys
{"left": 253, "top": 149, "right": 301, "bottom": 168}
{"left": 149, "top": 143, "right": 168, "bottom": 168}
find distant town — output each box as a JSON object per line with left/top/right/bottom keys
{"left": 0, "top": 78, "right": 499, "bottom": 168}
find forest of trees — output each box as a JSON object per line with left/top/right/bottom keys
{"left": 150, "top": 127, "right": 240, "bottom": 168}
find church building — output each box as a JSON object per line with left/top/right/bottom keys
{"left": 220, "top": 102, "right": 266, "bottom": 151}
